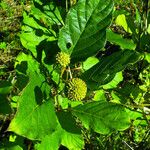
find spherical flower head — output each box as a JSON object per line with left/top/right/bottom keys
{"left": 68, "top": 78, "right": 87, "bottom": 101}
{"left": 56, "top": 52, "right": 70, "bottom": 67}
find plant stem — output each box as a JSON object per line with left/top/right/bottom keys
{"left": 68, "top": 66, "right": 73, "bottom": 79}
{"left": 144, "top": 0, "right": 149, "bottom": 33}
{"left": 66, "top": 0, "right": 68, "bottom": 12}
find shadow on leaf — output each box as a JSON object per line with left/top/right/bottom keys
{"left": 57, "top": 111, "right": 81, "bottom": 134}
{"left": 36, "top": 40, "right": 59, "bottom": 64}
{"left": 34, "top": 86, "right": 43, "bottom": 105}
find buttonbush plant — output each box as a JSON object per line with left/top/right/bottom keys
{"left": 0, "top": 0, "right": 150, "bottom": 149}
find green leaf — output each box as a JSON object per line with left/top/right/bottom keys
{"left": 82, "top": 57, "right": 99, "bottom": 71}
{"left": 0, "top": 135, "right": 25, "bottom": 150}
{"left": 57, "top": 111, "right": 81, "bottom": 134}
{"left": 37, "top": 133, "right": 60, "bottom": 150}
{"left": 82, "top": 50, "right": 141, "bottom": 90}
{"left": 61, "top": 129, "right": 84, "bottom": 150}
{"left": 115, "top": 14, "right": 132, "bottom": 33}
{"left": 0, "top": 80, "right": 12, "bottom": 94}
{"left": 31, "top": 1, "right": 63, "bottom": 26}
{"left": 0, "top": 94, "right": 11, "bottom": 114}
{"left": 72, "top": 101, "right": 130, "bottom": 134}
{"left": 106, "top": 29, "right": 136, "bottom": 50}
{"left": 0, "top": 144, "right": 23, "bottom": 150}
{"left": 145, "top": 53, "right": 150, "bottom": 63}
{"left": 0, "top": 42, "right": 6, "bottom": 49}
{"left": 20, "top": 12, "right": 56, "bottom": 57}
{"left": 8, "top": 53, "right": 84, "bottom": 150}
{"left": 58, "top": 0, "right": 114, "bottom": 61}
{"left": 36, "top": 123, "right": 84, "bottom": 150}
{"left": 126, "top": 110, "right": 142, "bottom": 121}
{"left": 116, "top": 82, "right": 143, "bottom": 100}
{"left": 93, "top": 89, "right": 106, "bottom": 101}
{"left": 36, "top": 110, "right": 84, "bottom": 150}
{"left": 140, "top": 33, "right": 150, "bottom": 50}
{"left": 102, "top": 71, "right": 123, "bottom": 89}
{"left": 20, "top": 1, "right": 63, "bottom": 59}
{"left": 8, "top": 53, "right": 57, "bottom": 140}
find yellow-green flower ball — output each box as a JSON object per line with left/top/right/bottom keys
{"left": 56, "top": 52, "right": 70, "bottom": 67}
{"left": 68, "top": 78, "right": 87, "bottom": 101}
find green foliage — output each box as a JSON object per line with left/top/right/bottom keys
{"left": 0, "top": 0, "right": 150, "bottom": 149}
{"left": 82, "top": 50, "right": 142, "bottom": 89}
{"left": 106, "top": 29, "right": 136, "bottom": 50}
{"left": 58, "top": 0, "right": 114, "bottom": 61}
{"left": 72, "top": 101, "right": 131, "bottom": 134}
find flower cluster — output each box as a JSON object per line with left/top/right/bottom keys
{"left": 56, "top": 52, "right": 70, "bottom": 67}
{"left": 67, "top": 78, "right": 87, "bottom": 101}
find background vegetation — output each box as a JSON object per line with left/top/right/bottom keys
{"left": 0, "top": 0, "right": 150, "bottom": 149}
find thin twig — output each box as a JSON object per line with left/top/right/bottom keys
{"left": 122, "top": 140, "right": 134, "bottom": 150}
{"left": 68, "top": 66, "right": 72, "bottom": 79}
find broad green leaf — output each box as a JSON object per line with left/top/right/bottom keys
{"left": 57, "top": 111, "right": 81, "bottom": 134}
{"left": 31, "top": 0, "right": 63, "bottom": 26}
{"left": 58, "top": 0, "right": 114, "bottom": 61}
{"left": 102, "top": 71, "right": 123, "bottom": 89}
{"left": 20, "top": 1, "right": 63, "bottom": 59}
{"left": 116, "top": 82, "right": 143, "bottom": 100}
{"left": 126, "top": 109, "right": 142, "bottom": 121}
{"left": 8, "top": 53, "right": 57, "bottom": 140}
{"left": 82, "top": 50, "right": 141, "bottom": 89}
{"left": 57, "top": 95, "right": 83, "bottom": 109}
{"left": 9, "top": 100, "right": 57, "bottom": 140}
{"left": 61, "top": 129, "right": 84, "bottom": 150}
{"left": 115, "top": 14, "right": 132, "bottom": 33}
{"left": 36, "top": 110, "right": 84, "bottom": 150}
{"left": 36, "top": 122, "right": 84, "bottom": 150}
{"left": 20, "top": 12, "right": 56, "bottom": 57}
{"left": 37, "top": 133, "right": 61, "bottom": 150}
{"left": 82, "top": 57, "right": 99, "bottom": 71}
{"left": 93, "top": 90, "right": 106, "bottom": 101}
{"left": 8, "top": 53, "right": 84, "bottom": 149}
{"left": 106, "top": 29, "right": 136, "bottom": 50}
{"left": 72, "top": 101, "right": 130, "bottom": 134}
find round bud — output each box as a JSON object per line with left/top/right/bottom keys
{"left": 67, "top": 78, "right": 87, "bottom": 101}
{"left": 56, "top": 52, "right": 70, "bottom": 67}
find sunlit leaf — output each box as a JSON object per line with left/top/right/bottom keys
{"left": 115, "top": 14, "right": 132, "bottom": 33}
{"left": 72, "top": 101, "right": 130, "bottom": 134}
{"left": 102, "top": 71, "right": 123, "bottom": 89}
{"left": 8, "top": 53, "right": 57, "bottom": 140}
{"left": 106, "top": 29, "right": 136, "bottom": 50}
{"left": 58, "top": 0, "right": 114, "bottom": 61}
{"left": 82, "top": 50, "right": 141, "bottom": 89}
